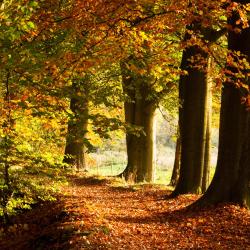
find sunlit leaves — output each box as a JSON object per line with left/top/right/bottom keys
{"left": 2, "top": 176, "right": 249, "bottom": 249}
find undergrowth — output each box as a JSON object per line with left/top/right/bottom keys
{"left": 0, "top": 162, "right": 69, "bottom": 221}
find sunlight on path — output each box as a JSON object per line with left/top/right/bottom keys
{"left": 59, "top": 176, "right": 250, "bottom": 250}
{"left": 1, "top": 175, "right": 249, "bottom": 250}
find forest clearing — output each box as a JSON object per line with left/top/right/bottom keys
{"left": 0, "top": 174, "right": 249, "bottom": 250}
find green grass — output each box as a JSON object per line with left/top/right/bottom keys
{"left": 88, "top": 164, "right": 173, "bottom": 185}
{"left": 88, "top": 163, "right": 125, "bottom": 177}
{"left": 88, "top": 163, "right": 216, "bottom": 186}
{"left": 154, "top": 168, "right": 172, "bottom": 184}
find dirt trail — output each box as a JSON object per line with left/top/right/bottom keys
{"left": 1, "top": 175, "right": 250, "bottom": 249}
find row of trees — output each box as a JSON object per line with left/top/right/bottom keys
{"left": 0, "top": 0, "right": 249, "bottom": 219}
{"left": 115, "top": 0, "right": 250, "bottom": 208}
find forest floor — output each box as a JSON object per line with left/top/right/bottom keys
{"left": 0, "top": 174, "right": 249, "bottom": 250}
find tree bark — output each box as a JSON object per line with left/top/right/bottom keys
{"left": 169, "top": 134, "right": 181, "bottom": 187}
{"left": 122, "top": 94, "right": 156, "bottom": 183}
{"left": 202, "top": 57, "right": 213, "bottom": 193}
{"left": 139, "top": 102, "right": 155, "bottom": 182}
{"left": 120, "top": 61, "right": 156, "bottom": 182}
{"left": 63, "top": 79, "right": 89, "bottom": 171}
{"left": 193, "top": 4, "right": 250, "bottom": 208}
{"left": 172, "top": 22, "right": 225, "bottom": 196}
{"left": 172, "top": 30, "right": 209, "bottom": 195}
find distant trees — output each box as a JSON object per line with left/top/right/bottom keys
{"left": 120, "top": 58, "right": 157, "bottom": 182}
{"left": 63, "top": 77, "right": 89, "bottom": 171}
{"left": 119, "top": 29, "right": 181, "bottom": 183}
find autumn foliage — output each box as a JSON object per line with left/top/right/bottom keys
{"left": 0, "top": 175, "right": 249, "bottom": 249}
{"left": 0, "top": 0, "right": 250, "bottom": 248}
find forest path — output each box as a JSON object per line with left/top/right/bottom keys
{"left": 1, "top": 175, "right": 249, "bottom": 250}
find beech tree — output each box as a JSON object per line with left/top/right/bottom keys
{"left": 116, "top": 0, "right": 189, "bottom": 183}
{"left": 172, "top": 7, "right": 227, "bottom": 195}
{"left": 171, "top": 52, "right": 214, "bottom": 192}
{"left": 194, "top": 0, "right": 250, "bottom": 208}
{"left": 63, "top": 77, "right": 89, "bottom": 171}
{"left": 172, "top": 25, "right": 213, "bottom": 195}
{"left": 120, "top": 58, "right": 157, "bottom": 182}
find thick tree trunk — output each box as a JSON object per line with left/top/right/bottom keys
{"left": 63, "top": 80, "right": 89, "bottom": 171}
{"left": 194, "top": 84, "right": 250, "bottom": 207}
{"left": 139, "top": 102, "right": 155, "bottom": 182}
{"left": 120, "top": 61, "right": 156, "bottom": 182}
{"left": 172, "top": 22, "right": 225, "bottom": 196}
{"left": 193, "top": 4, "right": 250, "bottom": 208}
{"left": 232, "top": 112, "right": 250, "bottom": 207}
{"left": 122, "top": 97, "right": 156, "bottom": 182}
{"left": 171, "top": 19, "right": 227, "bottom": 196}
{"left": 169, "top": 135, "right": 181, "bottom": 187}
{"left": 172, "top": 37, "right": 209, "bottom": 195}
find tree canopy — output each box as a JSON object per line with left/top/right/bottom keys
{"left": 0, "top": 0, "right": 249, "bottom": 248}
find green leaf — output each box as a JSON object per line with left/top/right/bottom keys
{"left": 27, "top": 21, "right": 35, "bottom": 29}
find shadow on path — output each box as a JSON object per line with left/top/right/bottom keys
{"left": 0, "top": 199, "right": 75, "bottom": 250}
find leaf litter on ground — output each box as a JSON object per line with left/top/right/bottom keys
{"left": 0, "top": 174, "right": 249, "bottom": 249}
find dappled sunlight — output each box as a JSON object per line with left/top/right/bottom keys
{"left": 1, "top": 175, "right": 249, "bottom": 249}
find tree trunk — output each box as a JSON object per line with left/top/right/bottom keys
{"left": 193, "top": 4, "right": 250, "bottom": 208}
{"left": 169, "top": 134, "right": 181, "bottom": 187}
{"left": 202, "top": 110, "right": 211, "bottom": 193}
{"left": 139, "top": 102, "right": 155, "bottom": 182}
{"left": 63, "top": 79, "right": 89, "bottom": 171}
{"left": 122, "top": 95, "right": 156, "bottom": 183}
{"left": 120, "top": 61, "right": 156, "bottom": 182}
{"left": 202, "top": 57, "right": 213, "bottom": 193}
{"left": 172, "top": 22, "right": 225, "bottom": 196}
{"left": 172, "top": 33, "right": 209, "bottom": 195}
